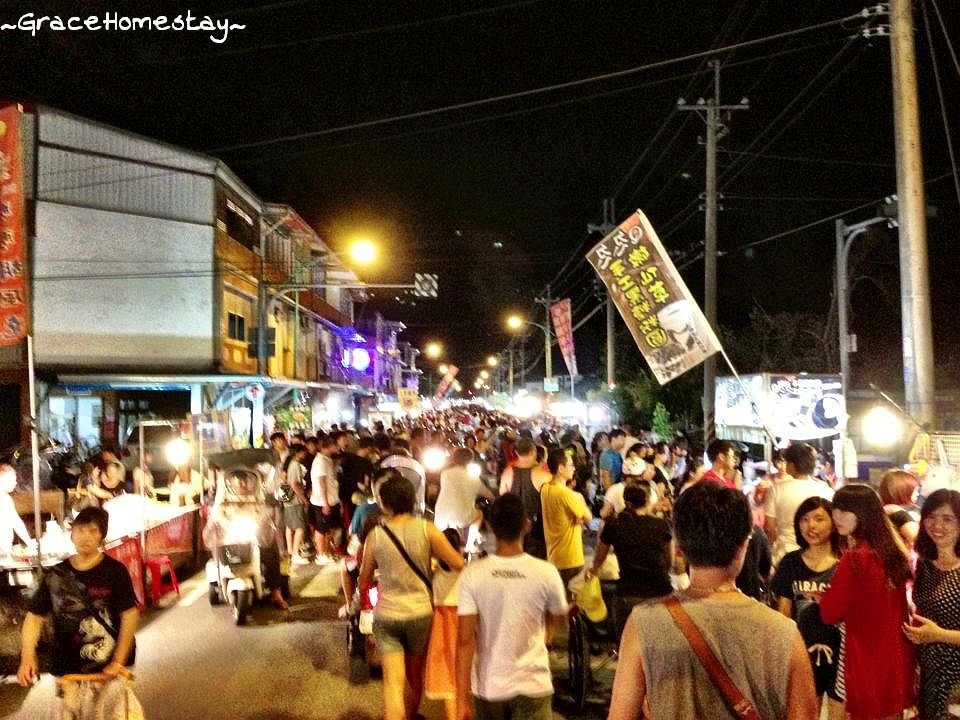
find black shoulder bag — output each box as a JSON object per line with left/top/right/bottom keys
{"left": 379, "top": 521, "right": 433, "bottom": 606}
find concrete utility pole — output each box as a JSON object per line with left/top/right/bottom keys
{"left": 534, "top": 285, "right": 554, "bottom": 383}
{"left": 889, "top": 0, "right": 936, "bottom": 428}
{"left": 588, "top": 198, "right": 618, "bottom": 389}
{"left": 678, "top": 60, "right": 748, "bottom": 446}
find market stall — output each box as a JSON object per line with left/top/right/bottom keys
{"left": 103, "top": 496, "right": 201, "bottom": 609}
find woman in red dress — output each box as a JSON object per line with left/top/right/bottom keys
{"left": 820, "top": 484, "right": 916, "bottom": 720}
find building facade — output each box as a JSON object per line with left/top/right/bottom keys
{"left": 0, "top": 105, "right": 410, "bottom": 450}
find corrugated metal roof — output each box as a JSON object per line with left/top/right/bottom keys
{"left": 38, "top": 146, "right": 214, "bottom": 225}
{"left": 38, "top": 106, "right": 215, "bottom": 174}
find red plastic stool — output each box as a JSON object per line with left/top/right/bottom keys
{"left": 144, "top": 555, "right": 180, "bottom": 606}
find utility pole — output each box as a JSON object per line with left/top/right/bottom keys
{"left": 889, "top": 0, "right": 936, "bottom": 428}
{"left": 678, "top": 60, "right": 748, "bottom": 446}
{"left": 588, "top": 198, "right": 618, "bottom": 389}
{"left": 534, "top": 285, "right": 554, "bottom": 384}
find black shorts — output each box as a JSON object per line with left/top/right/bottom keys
{"left": 313, "top": 504, "right": 342, "bottom": 532}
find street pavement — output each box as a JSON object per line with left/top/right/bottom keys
{"left": 0, "top": 559, "right": 614, "bottom": 720}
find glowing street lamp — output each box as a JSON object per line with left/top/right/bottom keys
{"left": 487, "top": 355, "right": 499, "bottom": 367}
{"left": 507, "top": 314, "right": 553, "bottom": 384}
{"left": 348, "top": 238, "right": 377, "bottom": 265}
{"left": 480, "top": 370, "right": 489, "bottom": 380}
{"left": 425, "top": 342, "right": 443, "bottom": 359}
{"left": 438, "top": 363, "right": 449, "bottom": 375}
{"left": 862, "top": 406, "right": 904, "bottom": 447}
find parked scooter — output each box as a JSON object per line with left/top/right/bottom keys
{"left": 203, "top": 468, "right": 283, "bottom": 625}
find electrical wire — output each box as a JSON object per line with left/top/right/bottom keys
{"left": 719, "top": 148, "right": 895, "bottom": 168}
{"left": 149, "top": 0, "right": 548, "bottom": 64}
{"left": 921, "top": 0, "right": 960, "bottom": 213}
{"left": 657, "top": 38, "right": 865, "bottom": 241}
{"left": 208, "top": 11, "right": 866, "bottom": 154}
{"left": 928, "top": 0, "right": 960, "bottom": 78}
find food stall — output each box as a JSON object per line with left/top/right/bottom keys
{"left": 103, "top": 494, "right": 201, "bottom": 609}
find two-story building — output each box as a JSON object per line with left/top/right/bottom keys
{"left": 0, "top": 104, "right": 408, "bottom": 450}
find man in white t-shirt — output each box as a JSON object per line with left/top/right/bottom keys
{"left": 457, "top": 493, "right": 568, "bottom": 720}
{"left": 435, "top": 448, "right": 494, "bottom": 544}
{"left": 310, "top": 435, "right": 341, "bottom": 564}
{"left": 763, "top": 442, "right": 833, "bottom": 564}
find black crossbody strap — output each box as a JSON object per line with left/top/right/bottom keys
{"left": 379, "top": 522, "right": 433, "bottom": 601}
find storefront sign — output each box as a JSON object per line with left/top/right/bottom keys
{"left": 587, "top": 210, "right": 721, "bottom": 385}
{"left": 397, "top": 387, "right": 419, "bottom": 413}
{"left": 0, "top": 105, "right": 27, "bottom": 345}
{"left": 715, "top": 373, "right": 846, "bottom": 442}
{"left": 550, "top": 298, "right": 578, "bottom": 378}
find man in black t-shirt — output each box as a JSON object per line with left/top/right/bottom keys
{"left": 337, "top": 437, "right": 377, "bottom": 524}
{"left": 588, "top": 482, "right": 673, "bottom": 639}
{"left": 18, "top": 506, "right": 139, "bottom": 683}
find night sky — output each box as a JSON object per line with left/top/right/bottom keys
{"left": 2, "top": 0, "right": 959, "bottom": 388}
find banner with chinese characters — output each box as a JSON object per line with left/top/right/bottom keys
{"left": 0, "top": 105, "right": 27, "bottom": 345}
{"left": 587, "top": 209, "right": 721, "bottom": 385}
{"left": 432, "top": 365, "right": 459, "bottom": 408}
{"left": 550, "top": 298, "right": 578, "bottom": 379}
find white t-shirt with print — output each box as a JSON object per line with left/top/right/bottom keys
{"left": 458, "top": 553, "right": 568, "bottom": 701}
{"left": 764, "top": 476, "right": 833, "bottom": 563}
{"left": 309, "top": 454, "right": 339, "bottom": 507}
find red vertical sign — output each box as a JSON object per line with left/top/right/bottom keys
{"left": 550, "top": 299, "right": 578, "bottom": 378}
{"left": 0, "top": 105, "right": 27, "bottom": 345}
{"left": 432, "top": 365, "right": 459, "bottom": 408}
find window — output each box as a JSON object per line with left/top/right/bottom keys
{"left": 228, "top": 312, "right": 246, "bottom": 342}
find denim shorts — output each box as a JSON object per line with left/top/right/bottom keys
{"left": 373, "top": 614, "right": 433, "bottom": 656}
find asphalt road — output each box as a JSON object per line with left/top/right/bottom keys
{"left": 0, "top": 561, "right": 613, "bottom": 720}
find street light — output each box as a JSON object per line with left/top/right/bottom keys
{"left": 486, "top": 355, "right": 499, "bottom": 367}
{"left": 480, "top": 370, "right": 489, "bottom": 380}
{"left": 256, "top": 223, "right": 381, "bottom": 376}
{"left": 437, "top": 363, "right": 449, "bottom": 376}
{"left": 425, "top": 342, "right": 443, "bottom": 359}
{"left": 349, "top": 238, "right": 377, "bottom": 265}
{"left": 506, "top": 315, "right": 553, "bottom": 387}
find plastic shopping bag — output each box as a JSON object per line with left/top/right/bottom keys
{"left": 53, "top": 673, "right": 144, "bottom": 720}
{"left": 577, "top": 574, "right": 608, "bottom": 623}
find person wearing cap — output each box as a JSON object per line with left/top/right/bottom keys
{"left": 456, "top": 494, "right": 567, "bottom": 720}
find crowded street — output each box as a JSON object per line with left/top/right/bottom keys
{"left": 1, "top": 532, "right": 612, "bottom": 720}
{"left": 3, "top": 1, "right": 960, "bottom": 718}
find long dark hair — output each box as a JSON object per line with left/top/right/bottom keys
{"left": 916, "top": 489, "right": 960, "bottom": 560}
{"left": 793, "top": 496, "right": 841, "bottom": 556}
{"left": 832, "top": 484, "right": 912, "bottom": 585}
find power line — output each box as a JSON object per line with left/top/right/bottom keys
{"left": 724, "top": 170, "right": 955, "bottom": 256}
{"left": 928, "top": 0, "right": 960, "bottom": 78}
{"left": 657, "top": 37, "right": 864, "bottom": 241}
{"left": 921, "top": 0, "right": 960, "bottom": 213}
{"left": 208, "top": 11, "right": 865, "bottom": 154}
{"left": 155, "top": 0, "right": 548, "bottom": 64}
{"left": 719, "top": 147, "right": 896, "bottom": 168}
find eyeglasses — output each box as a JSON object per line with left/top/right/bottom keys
{"left": 923, "top": 514, "right": 959, "bottom": 528}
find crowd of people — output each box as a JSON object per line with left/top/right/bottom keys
{"left": 13, "top": 405, "right": 960, "bottom": 719}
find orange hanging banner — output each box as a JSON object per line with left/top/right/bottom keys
{"left": 0, "top": 105, "right": 27, "bottom": 346}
